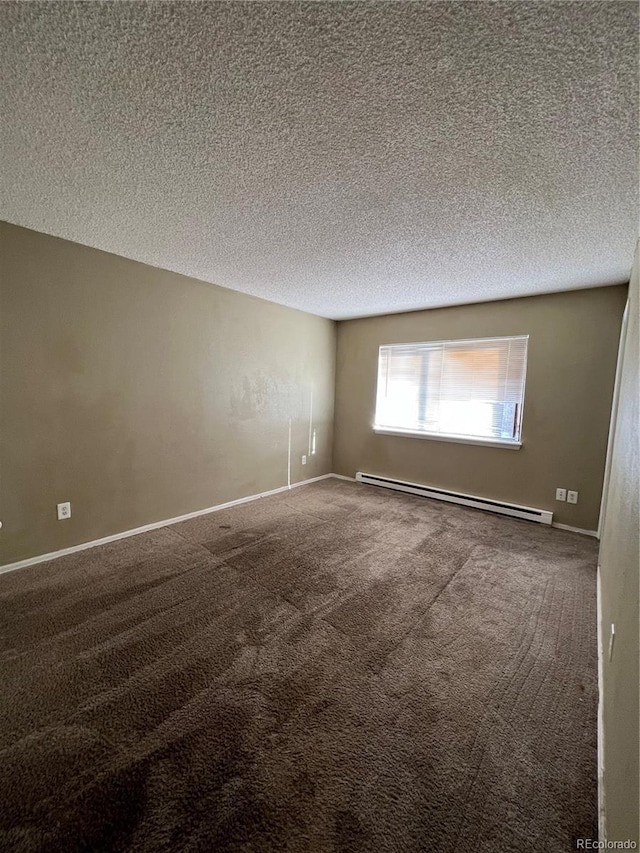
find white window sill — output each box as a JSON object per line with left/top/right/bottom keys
{"left": 373, "top": 427, "right": 522, "bottom": 450}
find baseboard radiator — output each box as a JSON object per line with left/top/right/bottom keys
{"left": 355, "top": 472, "right": 553, "bottom": 525}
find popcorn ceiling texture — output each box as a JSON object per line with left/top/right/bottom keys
{"left": 1, "top": 1, "right": 637, "bottom": 319}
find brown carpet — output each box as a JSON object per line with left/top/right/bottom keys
{"left": 0, "top": 479, "right": 598, "bottom": 852}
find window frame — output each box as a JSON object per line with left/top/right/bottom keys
{"left": 373, "top": 334, "right": 529, "bottom": 450}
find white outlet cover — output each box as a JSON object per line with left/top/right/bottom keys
{"left": 57, "top": 501, "right": 71, "bottom": 520}
{"left": 555, "top": 488, "right": 567, "bottom": 501}
{"left": 567, "top": 490, "right": 579, "bottom": 504}
{"left": 302, "top": 455, "right": 307, "bottom": 465}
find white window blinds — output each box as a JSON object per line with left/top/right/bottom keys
{"left": 375, "top": 335, "right": 528, "bottom": 444}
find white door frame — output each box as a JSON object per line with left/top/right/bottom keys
{"left": 597, "top": 298, "right": 630, "bottom": 540}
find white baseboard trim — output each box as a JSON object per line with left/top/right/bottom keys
{"left": 0, "top": 473, "right": 337, "bottom": 575}
{"left": 552, "top": 522, "right": 599, "bottom": 538}
{"left": 1, "top": 474, "right": 599, "bottom": 574}
{"left": 596, "top": 565, "right": 606, "bottom": 842}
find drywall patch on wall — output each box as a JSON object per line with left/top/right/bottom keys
{"left": 0, "top": 223, "right": 336, "bottom": 565}
{"left": 229, "top": 373, "right": 307, "bottom": 423}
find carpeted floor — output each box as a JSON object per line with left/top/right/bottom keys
{"left": 0, "top": 478, "right": 598, "bottom": 852}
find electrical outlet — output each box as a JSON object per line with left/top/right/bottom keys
{"left": 555, "top": 488, "right": 567, "bottom": 501}
{"left": 57, "top": 501, "right": 71, "bottom": 520}
{"left": 567, "top": 490, "right": 578, "bottom": 504}
{"left": 302, "top": 455, "right": 307, "bottom": 465}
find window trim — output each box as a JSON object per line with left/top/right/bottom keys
{"left": 373, "top": 334, "right": 529, "bottom": 447}
{"left": 376, "top": 334, "right": 528, "bottom": 349}
{"left": 373, "top": 426, "right": 522, "bottom": 450}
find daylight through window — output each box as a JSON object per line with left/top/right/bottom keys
{"left": 374, "top": 335, "right": 529, "bottom": 445}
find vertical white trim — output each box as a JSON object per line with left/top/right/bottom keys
{"left": 597, "top": 565, "right": 606, "bottom": 842}
{"left": 287, "top": 418, "right": 292, "bottom": 489}
{"left": 308, "top": 390, "right": 313, "bottom": 456}
{"left": 598, "top": 300, "right": 629, "bottom": 539}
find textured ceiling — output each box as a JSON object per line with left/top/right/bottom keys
{"left": 1, "top": 1, "right": 638, "bottom": 320}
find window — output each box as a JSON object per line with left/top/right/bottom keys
{"left": 374, "top": 335, "right": 528, "bottom": 447}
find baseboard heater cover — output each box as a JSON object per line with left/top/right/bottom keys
{"left": 355, "top": 472, "right": 553, "bottom": 525}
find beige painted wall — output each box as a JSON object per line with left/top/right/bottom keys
{"left": 333, "top": 286, "right": 627, "bottom": 530}
{"left": 0, "top": 222, "right": 335, "bottom": 565}
{"left": 598, "top": 244, "right": 639, "bottom": 845}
